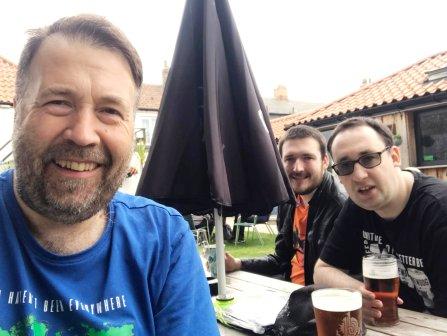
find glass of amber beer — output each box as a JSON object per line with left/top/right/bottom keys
{"left": 362, "top": 254, "right": 400, "bottom": 326}
{"left": 311, "top": 288, "right": 364, "bottom": 336}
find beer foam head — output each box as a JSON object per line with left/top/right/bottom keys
{"left": 362, "top": 255, "right": 398, "bottom": 279}
{"left": 312, "top": 289, "right": 362, "bottom": 312}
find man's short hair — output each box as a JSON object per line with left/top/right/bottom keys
{"left": 327, "top": 117, "right": 394, "bottom": 155}
{"left": 15, "top": 14, "right": 143, "bottom": 103}
{"left": 278, "top": 125, "right": 327, "bottom": 158}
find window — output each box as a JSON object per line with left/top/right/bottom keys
{"left": 425, "top": 66, "right": 447, "bottom": 82}
{"left": 135, "top": 115, "right": 157, "bottom": 146}
{"left": 415, "top": 108, "right": 447, "bottom": 166}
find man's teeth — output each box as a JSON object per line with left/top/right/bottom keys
{"left": 56, "top": 160, "right": 97, "bottom": 172}
{"left": 359, "top": 186, "right": 373, "bottom": 191}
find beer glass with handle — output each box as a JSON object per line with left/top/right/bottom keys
{"left": 362, "top": 254, "right": 400, "bottom": 326}
{"left": 311, "top": 288, "right": 364, "bottom": 336}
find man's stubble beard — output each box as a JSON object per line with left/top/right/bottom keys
{"left": 290, "top": 168, "right": 325, "bottom": 196}
{"left": 297, "top": 184, "right": 318, "bottom": 196}
{"left": 293, "top": 180, "right": 320, "bottom": 196}
{"left": 12, "top": 125, "right": 131, "bottom": 225}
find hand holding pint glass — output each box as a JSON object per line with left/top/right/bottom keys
{"left": 362, "top": 254, "right": 400, "bottom": 326}
{"left": 311, "top": 288, "right": 364, "bottom": 336}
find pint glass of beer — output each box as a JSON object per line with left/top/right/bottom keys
{"left": 362, "top": 254, "right": 399, "bottom": 326}
{"left": 311, "top": 288, "right": 363, "bottom": 336}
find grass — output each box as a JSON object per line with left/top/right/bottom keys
{"left": 224, "top": 232, "right": 276, "bottom": 258}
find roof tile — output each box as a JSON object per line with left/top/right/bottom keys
{"left": 0, "top": 56, "right": 16, "bottom": 105}
{"left": 137, "top": 84, "right": 163, "bottom": 110}
{"left": 271, "top": 51, "right": 447, "bottom": 139}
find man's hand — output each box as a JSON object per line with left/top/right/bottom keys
{"left": 225, "top": 252, "right": 242, "bottom": 273}
{"left": 360, "top": 285, "right": 404, "bottom": 325}
{"left": 359, "top": 287, "right": 382, "bottom": 324}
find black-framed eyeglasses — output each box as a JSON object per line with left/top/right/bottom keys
{"left": 332, "top": 147, "right": 391, "bottom": 176}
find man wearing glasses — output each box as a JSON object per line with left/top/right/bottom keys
{"left": 314, "top": 117, "right": 447, "bottom": 320}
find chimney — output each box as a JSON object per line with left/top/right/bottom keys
{"left": 274, "top": 85, "right": 288, "bottom": 100}
{"left": 162, "top": 61, "right": 169, "bottom": 87}
{"left": 361, "top": 78, "right": 371, "bottom": 87}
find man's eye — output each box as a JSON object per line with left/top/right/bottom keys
{"left": 102, "top": 108, "right": 122, "bottom": 117}
{"left": 44, "top": 100, "right": 72, "bottom": 114}
{"left": 361, "top": 154, "right": 375, "bottom": 165}
{"left": 47, "top": 100, "right": 69, "bottom": 106}
{"left": 339, "top": 162, "right": 352, "bottom": 169}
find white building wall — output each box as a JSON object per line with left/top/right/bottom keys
{"left": 0, "top": 106, "right": 14, "bottom": 161}
{"left": 135, "top": 110, "right": 158, "bottom": 146}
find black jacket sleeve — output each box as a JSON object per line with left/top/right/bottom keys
{"left": 240, "top": 204, "right": 295, "bottom": 277}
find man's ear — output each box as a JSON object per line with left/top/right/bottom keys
{"left": 390, "top": 145, "right": 401, "bottom": 167}
{"left": 322, "top": 153, "right": 330, "bottom": 169}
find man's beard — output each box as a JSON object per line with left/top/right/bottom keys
{"left": 12, "top": 128, "right": 131, "bottom": 225}
{"left": 290, "top": 172, "right": 323, "bottom": 196}
{"left": 294, "top": 181, "right": 319, "bottom": 196}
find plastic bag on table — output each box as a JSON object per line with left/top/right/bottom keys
{"left": 213, "top": 290, "right": 290, "bottom": 334}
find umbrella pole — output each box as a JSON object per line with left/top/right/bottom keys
{"left": 214, "top": 208, "right": 234, "bottom": 301}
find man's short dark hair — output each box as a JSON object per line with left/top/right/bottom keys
{"left": 327, "top": 117, "right": 394, "bottom": 155}
{"left": 15, "top": 14, "right": 143, "bottom": 103}
{"left": 278, "top": 125, "right": 327, "bottom": 158}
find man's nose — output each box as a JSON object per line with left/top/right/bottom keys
{"left": 293, "top": 159, "right": 304, "bottom": 172}
{"left": 62, "top": 108, "right": 100, "bottom": 146}
{"left": 351, "top": 162, "right": 368, "bottom": 181}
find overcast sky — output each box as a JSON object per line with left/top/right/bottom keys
{"left": 1, "top": 0, "right": 446, "bottom": 103}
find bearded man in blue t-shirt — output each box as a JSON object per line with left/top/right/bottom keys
{"left": 0, "top": 15, "right": 218, "bottom": 335}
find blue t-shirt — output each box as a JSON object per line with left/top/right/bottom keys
{"left": 0, "top": 170, "right": 219, "bottom": 335}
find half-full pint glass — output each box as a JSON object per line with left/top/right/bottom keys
{"left": 312, "top": 288, "right": 363, "bottom": 336}
{"left": 362, "top": 254, "right": 400, "bottom": 326}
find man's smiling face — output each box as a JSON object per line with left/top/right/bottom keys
{"left": 282, "top": 137, "right": 329, "bottom": 196}
{"left": 12, "top": 35, "right": 137, "bottom": 224}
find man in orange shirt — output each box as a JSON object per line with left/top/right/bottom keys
{"left": 225, "top": 125, "right": 346, "bottom": 285}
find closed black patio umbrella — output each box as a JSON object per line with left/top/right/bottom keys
{"left": 137, "top": 0, "right": 295, "bottom": 299}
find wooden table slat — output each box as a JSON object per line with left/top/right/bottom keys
{"left": 227, "top": 271, "right": 301, "bottom": 293}
{"left": 367, "top": 322, "right": 446, "bottom": 336}
{"left": 226, "top": 277, "right": 292, "bottom": 297}
{"left": 398, "top": 309, "right": 447, "bottom": 332}
{"left": 366, "top": 330, "right": 392, "bottom": 336}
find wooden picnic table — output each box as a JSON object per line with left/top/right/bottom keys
{"left": 218, "top": 271, "right": 447, "bottom": 335}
